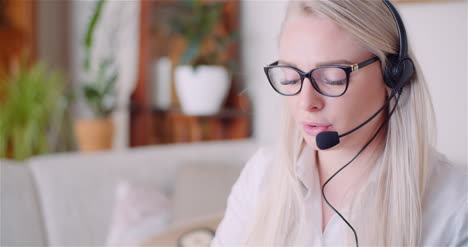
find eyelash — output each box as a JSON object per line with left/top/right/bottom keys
{"left": 281, "top": 79, "right": 300, "bottom": 85}
{"left": 324, "top": 79, "right": 347, "bottom": 85}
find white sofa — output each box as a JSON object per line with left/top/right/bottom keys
{"left": 0, "top": 139, "right": 259, "bottom": 246}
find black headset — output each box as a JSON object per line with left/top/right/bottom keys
{"left": 383, "top": 0, "right": 415, "bottom": 91}
{"left": 318, "top": 1, "right": 416, "bottom": 247}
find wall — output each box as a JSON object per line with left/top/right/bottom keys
{"left": 241, "top": 0, "right": 468, "bottom": 167}
{"left": 399, "top": 1, "right": 467, "bottom": 167}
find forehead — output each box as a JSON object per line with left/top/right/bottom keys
{"left": 279, "top": 15, "right": 370, "bottom": 69}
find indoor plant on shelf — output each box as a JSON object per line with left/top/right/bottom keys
{"left": 74, "top": 0, "right": 118, "bottom": 152}
{"left": 168, "top": 0, "right": 238, "bottom": 116}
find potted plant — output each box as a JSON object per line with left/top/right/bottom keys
{"left": 0, "top": 59, "right": 66, "bottom": 160}
{"left": 74, "top": 0, "right": 118, "bottom": 152}
{"left": 167, "top": 0, "right": 238, "bottom": 116}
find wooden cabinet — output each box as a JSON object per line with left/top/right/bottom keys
{"left": 130, "top": 0, "right": 251, "bottom": 146}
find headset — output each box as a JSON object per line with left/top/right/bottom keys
{"left": 317, "top": 0, "right": 415, "bottom": 246}
{"left": 383, "top": 0, "right": 415, "bottom": 90}
{"left": 316, "top": 0, "right": 415, "bottom": 150}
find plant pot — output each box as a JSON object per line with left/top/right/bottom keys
{"left": 175, "top": 65, "right": 231, "bottom": 116}
{"left": 74, "top": 118, "right": 114, "bottom": 152}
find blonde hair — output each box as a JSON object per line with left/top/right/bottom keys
{"left": 243, "top": 1, "right": 436, "bottom": 246}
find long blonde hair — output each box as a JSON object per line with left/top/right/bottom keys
{"left": 244, "top": 1, "right": 436, "bottom": 246}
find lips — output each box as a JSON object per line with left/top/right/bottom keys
{"left": 302, "top": 122, "right": 331, "bottom": 136}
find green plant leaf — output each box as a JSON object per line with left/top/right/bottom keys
{"left": 102, "top": 71, "right": 117, "bottom": 96}
{"left": 182, "top": 38, "right": 201, "bottom": 65}
{"left": 0, "top": 60, "right": 64, "bottom": 160}
{"left": 83, "top": 0, "right": 106, "bottom": 71}
{"left": 166, "top": 1, "right": 235, "bottom": 67}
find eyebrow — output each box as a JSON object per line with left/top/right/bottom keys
{"left": 277, "top": 59, "right": 354, "bottom": 67}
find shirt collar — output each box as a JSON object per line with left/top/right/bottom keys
{"left": 295, "top": 144, "right": 319, "bottom": 193}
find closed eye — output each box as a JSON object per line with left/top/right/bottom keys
{"left": 280, "top": 79, "right": 300, "bottom": 85}
{"left": 324, "top": 79, "right": 346, "bottom": 86}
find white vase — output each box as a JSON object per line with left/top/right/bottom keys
{"left": 175, "top": 65, "right": 231, "bottom": 116}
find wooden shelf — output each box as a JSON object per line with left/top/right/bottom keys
{"left": 151, "top": 107, "right": 251, "bottom": 144}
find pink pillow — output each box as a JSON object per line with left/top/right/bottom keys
{"left": 106, "top": 181, "right": 171, "bottom": 246}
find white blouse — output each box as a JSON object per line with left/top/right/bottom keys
{"left": 211, "top": 146, "right": 468, "bottom": 246}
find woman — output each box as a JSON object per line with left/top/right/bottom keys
{"left": 212, "top": 0, "right": 467, "bottom": 246}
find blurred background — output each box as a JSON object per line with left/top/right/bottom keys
{"left": 0, "top": 0, "right": 466, "bottom": 246}
{"left": 0, "top": 0, "right": 466, "bottom": 164}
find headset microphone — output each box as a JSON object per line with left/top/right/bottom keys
{"left": 316, "top": 131, "right": 340, "bottom": 150}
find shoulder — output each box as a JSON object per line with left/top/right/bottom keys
{"left": 210, "top": 146, "right": 276, "bottom": 246}
{"left": 423, "top": 152, "right": 467, "bottom": 207}
{"left": 234, "top": 146, "right": 277, "bottom": 203}
{"left": 421, "top": 151, "right": 468, "bottom": 245}
{"left": 242, "top": 146, "right": 276, "bottom": 177}
{"left": 222, "top": 145, "right": 277, "bottom": 210}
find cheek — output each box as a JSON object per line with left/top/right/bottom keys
{"left": 285, "top": 96, "right": 300, "bottom": 123}
{"left": 285, "top": 97, "right": 299, "bottom": 121}
{"left": 336, "top": 70, "right": 387, "bottom": 127}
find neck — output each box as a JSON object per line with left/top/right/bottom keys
{"left": 316, "top": 128, "right": 386, "bottom": 205}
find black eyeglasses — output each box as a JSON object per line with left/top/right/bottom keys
{"left": 264, "top": 57, "right": 379, "bottom": 97}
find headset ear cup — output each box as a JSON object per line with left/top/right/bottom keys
{"left": 383, "top": 54, "right": 400, "bottom": 89}
{"left": 398, "top": 58, "right": 415, "bottom": 88}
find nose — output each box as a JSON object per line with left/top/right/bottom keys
{"left": 297, "top": 78, "right": 324, "bottom": 112}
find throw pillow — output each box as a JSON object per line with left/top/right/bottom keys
{"left": 106, "top": 181, "right": 171, "bottom": 246}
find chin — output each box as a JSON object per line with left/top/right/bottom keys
{"left": 302, "top": 133, "right": 320, "bottom": 150}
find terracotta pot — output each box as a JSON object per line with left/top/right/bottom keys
{"left": 74, "top": 118, "right": 114, "bottom": 152}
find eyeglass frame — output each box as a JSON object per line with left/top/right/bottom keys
{"left": 263, "top": 56, "right": 380, "bottom": 97}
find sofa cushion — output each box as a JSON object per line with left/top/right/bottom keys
{"left": 28, "top": 140, "right": 257, "bottom": 246}
{"left": 0, "top": 160, "right": 47, "bottom": 246}
{"left": 29, "top": 152, "right": 176, "bottom": 246}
